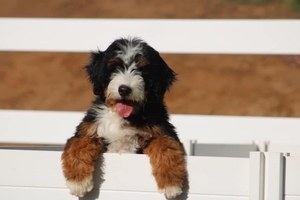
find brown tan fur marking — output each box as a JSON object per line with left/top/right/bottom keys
{"left": 105, "top": 98, "right": 117, "bottom": 109}
{"left": 146, "top": 125, "right": 165, "bottom": 137}
{"left": 143, "top": 136, "right": 186, "bottom": 190}
{"left": 61, "top": 121, "right": 105, "bottom": 183}
{"left": 77, "top": 121, "right": 98, "bottom": 136}
{"left": 137, "top": 56, "right": 150, "bottom": 67}
{"left": 136, "top": 133, "right": 152, "bottom": 149}
{"left": 108, "top": 58, "right": 122, "bottom": 66}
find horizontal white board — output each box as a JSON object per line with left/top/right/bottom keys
{"left": 194, "top": 143, "right": 258, "bottom": 158}
{"left": 0, "top": 18, "right": 299, "bottom": 54}
{"left": 171, "top": 114, "right": 300, "bottom": 144}
{"left": 0, "top": 150, "right": 249, "bottom": 196}
{"left": 0, "top": 110, "right": 83, "bottom": 144}
{"left": 1, "top": 110, "right": 300, "bottom": 145}
{"left": 0, "top": 187, "right": 248, "bottom": 200}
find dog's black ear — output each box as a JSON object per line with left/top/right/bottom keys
{"left": 146, "top": 47, "right": 177, "bottom": 98}
{"left": 85, "top": 51, "right": 105, "bottom": 97}
{"left": 157, "top": 56, "right": 177, "bottom": 93}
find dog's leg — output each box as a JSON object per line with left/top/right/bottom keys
{"left": 144, "top": 136, "right": 187, "bottom": 199}
{"left": 61, "top": 121, "right": 105, "bottom": 197}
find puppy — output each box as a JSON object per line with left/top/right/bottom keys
{"left": 61, "top": 37, "right": 187, "bottom": 199}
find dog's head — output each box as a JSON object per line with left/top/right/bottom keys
{"left": 85, "top": 37, "right": 176, "bottom": 118}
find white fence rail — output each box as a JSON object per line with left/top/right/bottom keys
{"left": 1, "top": 149, "right": 299, "bottom": 200}
{"left": 0, "top": 150, "right": 253, "bottom": 200}
{"left": 0, "top": 18, "right": 300, "bottom": 54}
{"left": 0, "top": 18, "right": 300, "bottom": 199}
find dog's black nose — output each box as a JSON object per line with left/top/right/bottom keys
{"left": 118, "top": 85, "right": 132, "bottom": 97}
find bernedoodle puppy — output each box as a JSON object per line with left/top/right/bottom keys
{"left": 61, "top": 37, "right": 187, "bottom": 199}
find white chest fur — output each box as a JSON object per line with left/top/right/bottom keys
{"left": 94, "top": 106, "right": 140, "bottom": 153}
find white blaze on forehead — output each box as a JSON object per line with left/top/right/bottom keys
{"left": 107, "top": 64, "right": 145, "bottom": 102}
{"left": 116, "top": 41, "right": 143, "bottom": 65}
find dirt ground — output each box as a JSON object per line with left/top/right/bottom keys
{"left": 1, "top": 0, "right": 300, "bottom": 117}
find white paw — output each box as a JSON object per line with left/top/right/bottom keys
{"left": 159, "top": 186, "right": 183, "bottom": 199}
{"left": 66, "top": 176, "right": 94, "bottom": 197}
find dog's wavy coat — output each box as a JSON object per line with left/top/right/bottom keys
{"left": 61, "top": 38, "right": 187, "bottom": 199}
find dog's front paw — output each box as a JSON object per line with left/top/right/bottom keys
{"left": 65, "top": 175, "right": 94, "bottom": 197}
{"left": 159, "top": 186, "right": 183, "bottom": 199}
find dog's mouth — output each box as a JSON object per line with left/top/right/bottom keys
{"left": 116, "top": 100, "right": 135, "bottom": 118}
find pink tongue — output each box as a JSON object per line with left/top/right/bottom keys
{"left": 116, "top": 102, "right": 133, "bottom": 118}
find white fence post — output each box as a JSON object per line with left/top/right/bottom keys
{"left": 285, "top": 155, "right": 300, "bottom": 198}
{"left": 267, "top": 153, "right": 284, "bottom": 200}
{"left": 250, "top": 152, "right": 265, "bottom": 200}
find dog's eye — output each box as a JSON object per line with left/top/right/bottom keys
{"left": 130, "top": 68, "right": 138, "bottom": 74}
{"left": 139, "top": 68, "right": 148, "bottom": 76}
{"left": 134, "top": 54, "right": 142, "bottom": 61}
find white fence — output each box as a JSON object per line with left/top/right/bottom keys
{"left": 0, "top": 18, "right": 300, "bottom": 200}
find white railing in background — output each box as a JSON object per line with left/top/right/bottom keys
{"left": 0, "top": 18, "right": 300, "bottom": 54}
{"left": 0, "top": 18, "right": 300, "bottom": 200}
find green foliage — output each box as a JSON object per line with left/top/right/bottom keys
{"left": 283, "top": 0, "right": 300, "bottom": 10}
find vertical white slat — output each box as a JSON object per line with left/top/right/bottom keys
{"left": 249, "top": 152, "right": 265, "bottom": 200}
{"left": 181, "top": 139, "right": 195, "bottom": 156}
{"left": 285, "top": 156, "right": 300, "bottom": 197}
{"left": 254, "top": 141, "right": 268, "bottom": 152}
{"left": 267, "top": 153, "right": 284, "bottom": 200}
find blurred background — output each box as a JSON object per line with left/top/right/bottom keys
{"left": 0, "top": 0, "right": 300, "bottom": 117}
